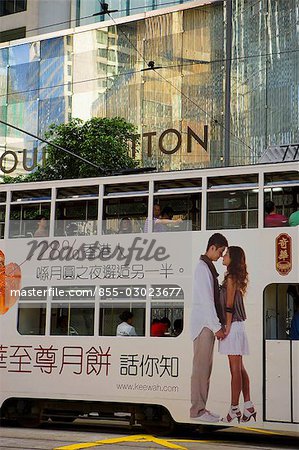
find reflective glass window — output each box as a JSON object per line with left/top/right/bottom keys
{"left": 153, "top": 193, "right": 200, "bottom": 231}
{"left": 17, "top": 303, "right": 46, "bottom": 335}
{"left": 0, "top": 27, "right": 26, "bottom": 44}
{"left": 39, "top": 37, "right": 72, "bottom": 134}
{"left": 55, "top": 199, "right": 98, "bottom": 236}
{"left": 7, "top": 100, "right": 38, "bottom": 139}
{"left": 207, "top": 190, "right": 258, "bottom": 229}
{"left": 150, "top": 302, "right": 184, "bottom": 337}
{"left": 11, "top": 189, "right": 51, "bottom": 202}
{"left": 9, "top": 203, "right": 50, "bottom": 238}
{"left": 264, "top": 284, "right": 299, "bottom": 340}
{"left": 264, "top": 187, "right": 299, "bottom": 222}
{"left": 50, "top": 304, "right": 94, "bottom": 336}
{"left": 0, "top": 0, "right": 27, "bottom": 16}
{"left": 8, "top": 43, "right": 39, "bottom": 103}
{"left": 103, "top": 196, "right": 147, "bottom": 234}
{"left": 0, "top": 48, "right": 8, "bottom": 145}
{"left": 40, "top": 37, "right": 68, "bottom": 98}
{"left": 56, "top": 186, "right": 98, "bottom": 199}
{"left": 0, "top": 205, "right": 5, "bottom": 239}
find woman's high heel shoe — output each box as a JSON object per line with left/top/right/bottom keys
{"left": 221, "top": 405, "right": 241, "bottom": 423}
{"left": 242, "top": 400, "right": 257, "bottom": 422}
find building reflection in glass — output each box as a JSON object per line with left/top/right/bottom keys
{"left": 1, "top": 2, "right": 299, "bottom": 176}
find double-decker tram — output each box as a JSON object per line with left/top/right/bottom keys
{"left": 0, "top": 161, "right": 298, "bottom": 434}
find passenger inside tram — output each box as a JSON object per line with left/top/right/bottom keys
{"left": 264, "top": 201, "right": 288, "bottom": 227}
{"left": 150, "top": 317, "right": 171, "bottom": 336}
{"left": 118, "top": 217, "right": 133, "bottom": 234}
{"left": 154, "top": 206, "right": 182, "bottom": 232}
{"left": 34, "top": 215, "right": 49, "bottom": 237}
{"left": 143, "top": 203, "right": 161, "bottom": 232}
{"left": 289, "top": 209, "right": 299, "bottom": 226}
{"left": 116, "top": 310, "right": 137, "bottom": 336}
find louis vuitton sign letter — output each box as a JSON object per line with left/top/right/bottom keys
{"left": 132, "top": 125, "right": 208, "bottom": 157}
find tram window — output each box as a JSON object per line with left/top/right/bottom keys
{"left": 55, "top": 199, "right": 98, "bottom": 236}
{"left": 153, "top": 194, "right": 200, "bottom": 231}
{"left": 99, "top": 303, "right": 145, "bottom": 336}
{"left": 104, "top": 181, "right": 148, "bottom": 196}
{"left": 154, "top": 178, "right": 202, "bottom": 191}
{"left": 103, "top": 196, "right": 147, "bottom": 234}
{"left": 0, "top": 192, "right": 6, "bottom": 202}
{"left": 11, "top": 189, "right": 51, "bottom": 202}
{"left": 264, "top": 186, "right": 299, "bottom": 220}
{"left": 56, "top": 186, "right": 98, "bottom": 199}
{"left": 0, "top": 205, "right": 5, "bottom": 239}
{"left": 150, "top": 302, "right": 184, "bottom": 337}
{"left": 207, "top": 190, "right": 258, "bottom": 229}
{"left": 50, "top": 304, "right": 94, "bottom": 336}
{"left": 208, "top": 174, "right": 258, "bottom": 189}
{"left": 264, "top": 171, "right": 299, "bottom": 186}
{"left": 17, "top": 304, "right": 46, "bottom": 335}
{"left": 9, "top": 203, "right": 50, "bottom": 238}
{"left": 264, "top": 284, "right": 299, "bottom": 340}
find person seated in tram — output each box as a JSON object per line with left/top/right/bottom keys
{"left": 264, "top": 201, "right": 288, "bottom": 227}
{"left": 150, "top": 317, "right": 171, "bottom": 336}
{"left": 289, "top": 209, "right": 299, "bottom": 227}
{"left": 154, "top": 206, "right": 182, "bottom": 232}
{"left": 144, "top": 203, "right": 161, "bottom": 232}
{"left": 34, "top": 215, "right": 49, "bottom": 237}
{"left": 116, "top": 310, "right": 137, "bottom": 336}
{"left": 151, "top": 318, "right": 165, "bottom": 336}
{"left": 118, "top": 217, "right": 133, "bottom": 234}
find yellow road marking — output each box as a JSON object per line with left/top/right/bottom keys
{"left": 53, "top": 427, "right": 283, "bottom": 450}
{"left": 238, "top": 426, "right": 280, "bottom": 435}
{"left": 53, "top": 434, "right": 188, "bottom": 450}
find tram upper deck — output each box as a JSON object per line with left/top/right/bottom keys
{"left": 0, "top": 161, "right": 298, "bottom": 239}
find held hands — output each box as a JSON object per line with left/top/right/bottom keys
{"left": 215, "top": 328, "right": 225, "bottom": 340}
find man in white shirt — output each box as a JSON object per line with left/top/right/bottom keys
{"left": 116, "top": 311, "right": 137, "bottom": 336}
{"left": 190, "top": 233, "right": 228, "bottom": 422}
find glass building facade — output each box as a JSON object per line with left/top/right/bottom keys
{"left": 1, "top": 0, "right": 299, "bottom": 175}
{"left": 77, "top": 0, "right": 191, "bottom": 26}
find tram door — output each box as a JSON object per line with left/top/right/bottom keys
{"left": 264, "top": 284, "right": 299, "bottom": 423}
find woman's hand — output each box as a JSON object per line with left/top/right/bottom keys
{"left": 224, "top": 323, "right": 231, "bottom": 337}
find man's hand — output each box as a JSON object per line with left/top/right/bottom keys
{"left": 215, "top": 329, "right": 225, "bottom": 340}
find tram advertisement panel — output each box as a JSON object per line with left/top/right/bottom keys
{"left": 0, "top": 230, "right": 192, "bottom": 407}
{"left": 1, "top": 227, "right": 298, "bottom": 429}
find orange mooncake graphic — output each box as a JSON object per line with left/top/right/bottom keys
{"left": 0, "top": 250, "right": 21, "bottom": 315}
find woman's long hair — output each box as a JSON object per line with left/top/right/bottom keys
{"left": 224, "top": 246, "right": 248, "bottom": 295}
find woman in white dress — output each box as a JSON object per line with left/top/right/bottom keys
{"left": 219, "top": 246, "right": 256, "bottom": 423}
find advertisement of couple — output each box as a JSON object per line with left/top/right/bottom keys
{"left": 189, "top": 232, "right": 258, "bottom": 425}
